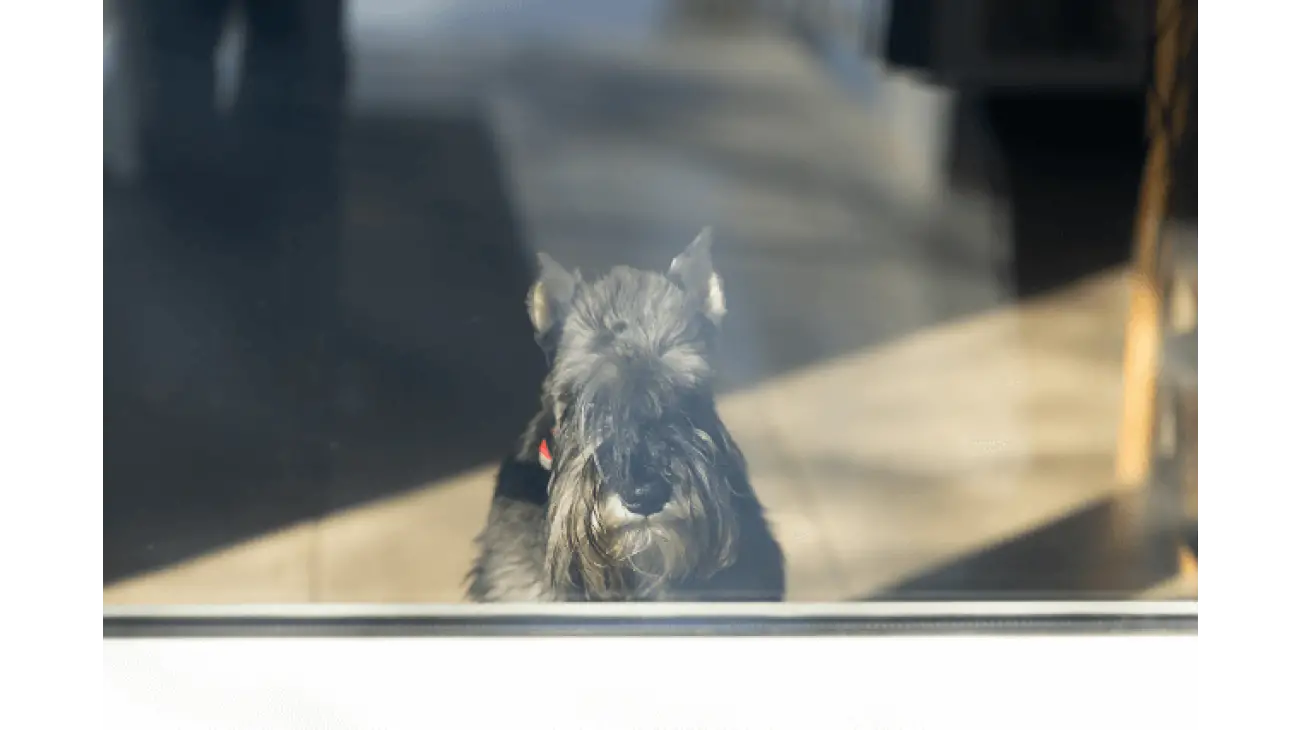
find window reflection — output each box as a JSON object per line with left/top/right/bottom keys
{"left": 103, "top": 0, "right": 1196, "bottom": 606}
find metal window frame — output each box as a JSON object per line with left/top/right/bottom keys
{"left": 105, "top": 601, "right": 1196, "bottom": 638}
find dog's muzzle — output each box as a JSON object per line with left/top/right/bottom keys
{"left": 596, "top": 440, "right": 672, "bottom": 518}
{"left": 538, "top": 430, "right": 672, "bottom": 517}
{"left": 618, "top": 453, "right": 672, "bottom": 516}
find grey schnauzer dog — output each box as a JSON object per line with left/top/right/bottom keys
{"left": 467, "top": 229, "right": 786, "bottom": 602}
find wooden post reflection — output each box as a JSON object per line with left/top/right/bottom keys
{"left": 1115, "top": 0, "right": 1195, "bottom": 487}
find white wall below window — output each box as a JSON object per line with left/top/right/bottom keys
{"left": 104, "top": 633, "right": 1199, "bottom": 730}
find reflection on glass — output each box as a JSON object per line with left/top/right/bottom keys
{"left": 104, "top": 0, "right": 1196, "bottom": 608}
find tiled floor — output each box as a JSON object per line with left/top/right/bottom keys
{"left": 105, "top": 269, "right": 1184, "bottom": 604}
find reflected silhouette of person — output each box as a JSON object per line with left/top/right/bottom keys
{"left": 117, "top": 0, "right": 346, "bottom": 223}
{"left": 114, "top": 0, "right": 349, "bottom": 465}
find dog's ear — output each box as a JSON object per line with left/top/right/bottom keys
{"left": 669, "top": 227, "right": 726, "bottom": 326}
{"left": 528, "top": 252, "right": 578, "bottom": 335}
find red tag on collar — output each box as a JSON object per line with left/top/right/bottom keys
{"left": 538, "top": 435, "right": 553, "bottom": 470}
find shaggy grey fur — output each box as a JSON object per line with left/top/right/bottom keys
{"left": 466, "top": 229, "right": 786, "bottom": 602}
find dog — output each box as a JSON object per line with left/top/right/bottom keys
{"left": 466, "top": 228, "right": 786, "bottom": 602}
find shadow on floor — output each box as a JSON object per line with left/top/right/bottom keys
{"left": 863, "top": 485, "right": 1187, "bottom": 601}
{"left": 104, "top": 108, "right": 545, "bottom": 583}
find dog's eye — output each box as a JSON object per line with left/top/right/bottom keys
{"left": 595, "top": 320, "right": 628, "bottom": 347}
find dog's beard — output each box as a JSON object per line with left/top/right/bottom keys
{"left": 542, "top": 427, "right": 739, "bottom": 600}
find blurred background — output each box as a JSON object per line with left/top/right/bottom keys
{"left": 103, "top": 0, "right": 1197, "bottom": 604}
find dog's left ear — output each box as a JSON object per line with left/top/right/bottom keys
{"left": 669, "top": 227, "right": 726, "bottom": 326}
{"left": 528, "top": 252, "right": 579, "bottom": 335}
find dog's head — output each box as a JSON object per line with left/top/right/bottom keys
{"left": 525, "top": 228, "right": 739, "bottom": 598}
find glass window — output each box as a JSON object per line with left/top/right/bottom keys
{"left": 104, "top": 0, "right": 1195, "bottom": 619}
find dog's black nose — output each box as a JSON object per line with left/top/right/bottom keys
{"left": 622, "top": 481, "right": 669, "bottom": 517}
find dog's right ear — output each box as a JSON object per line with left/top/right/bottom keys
{"left": 670, "top": 227, "right": 726, "bottom": 326}
{"left": 528, "top": 252, "right": 578, "bottom": 335}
